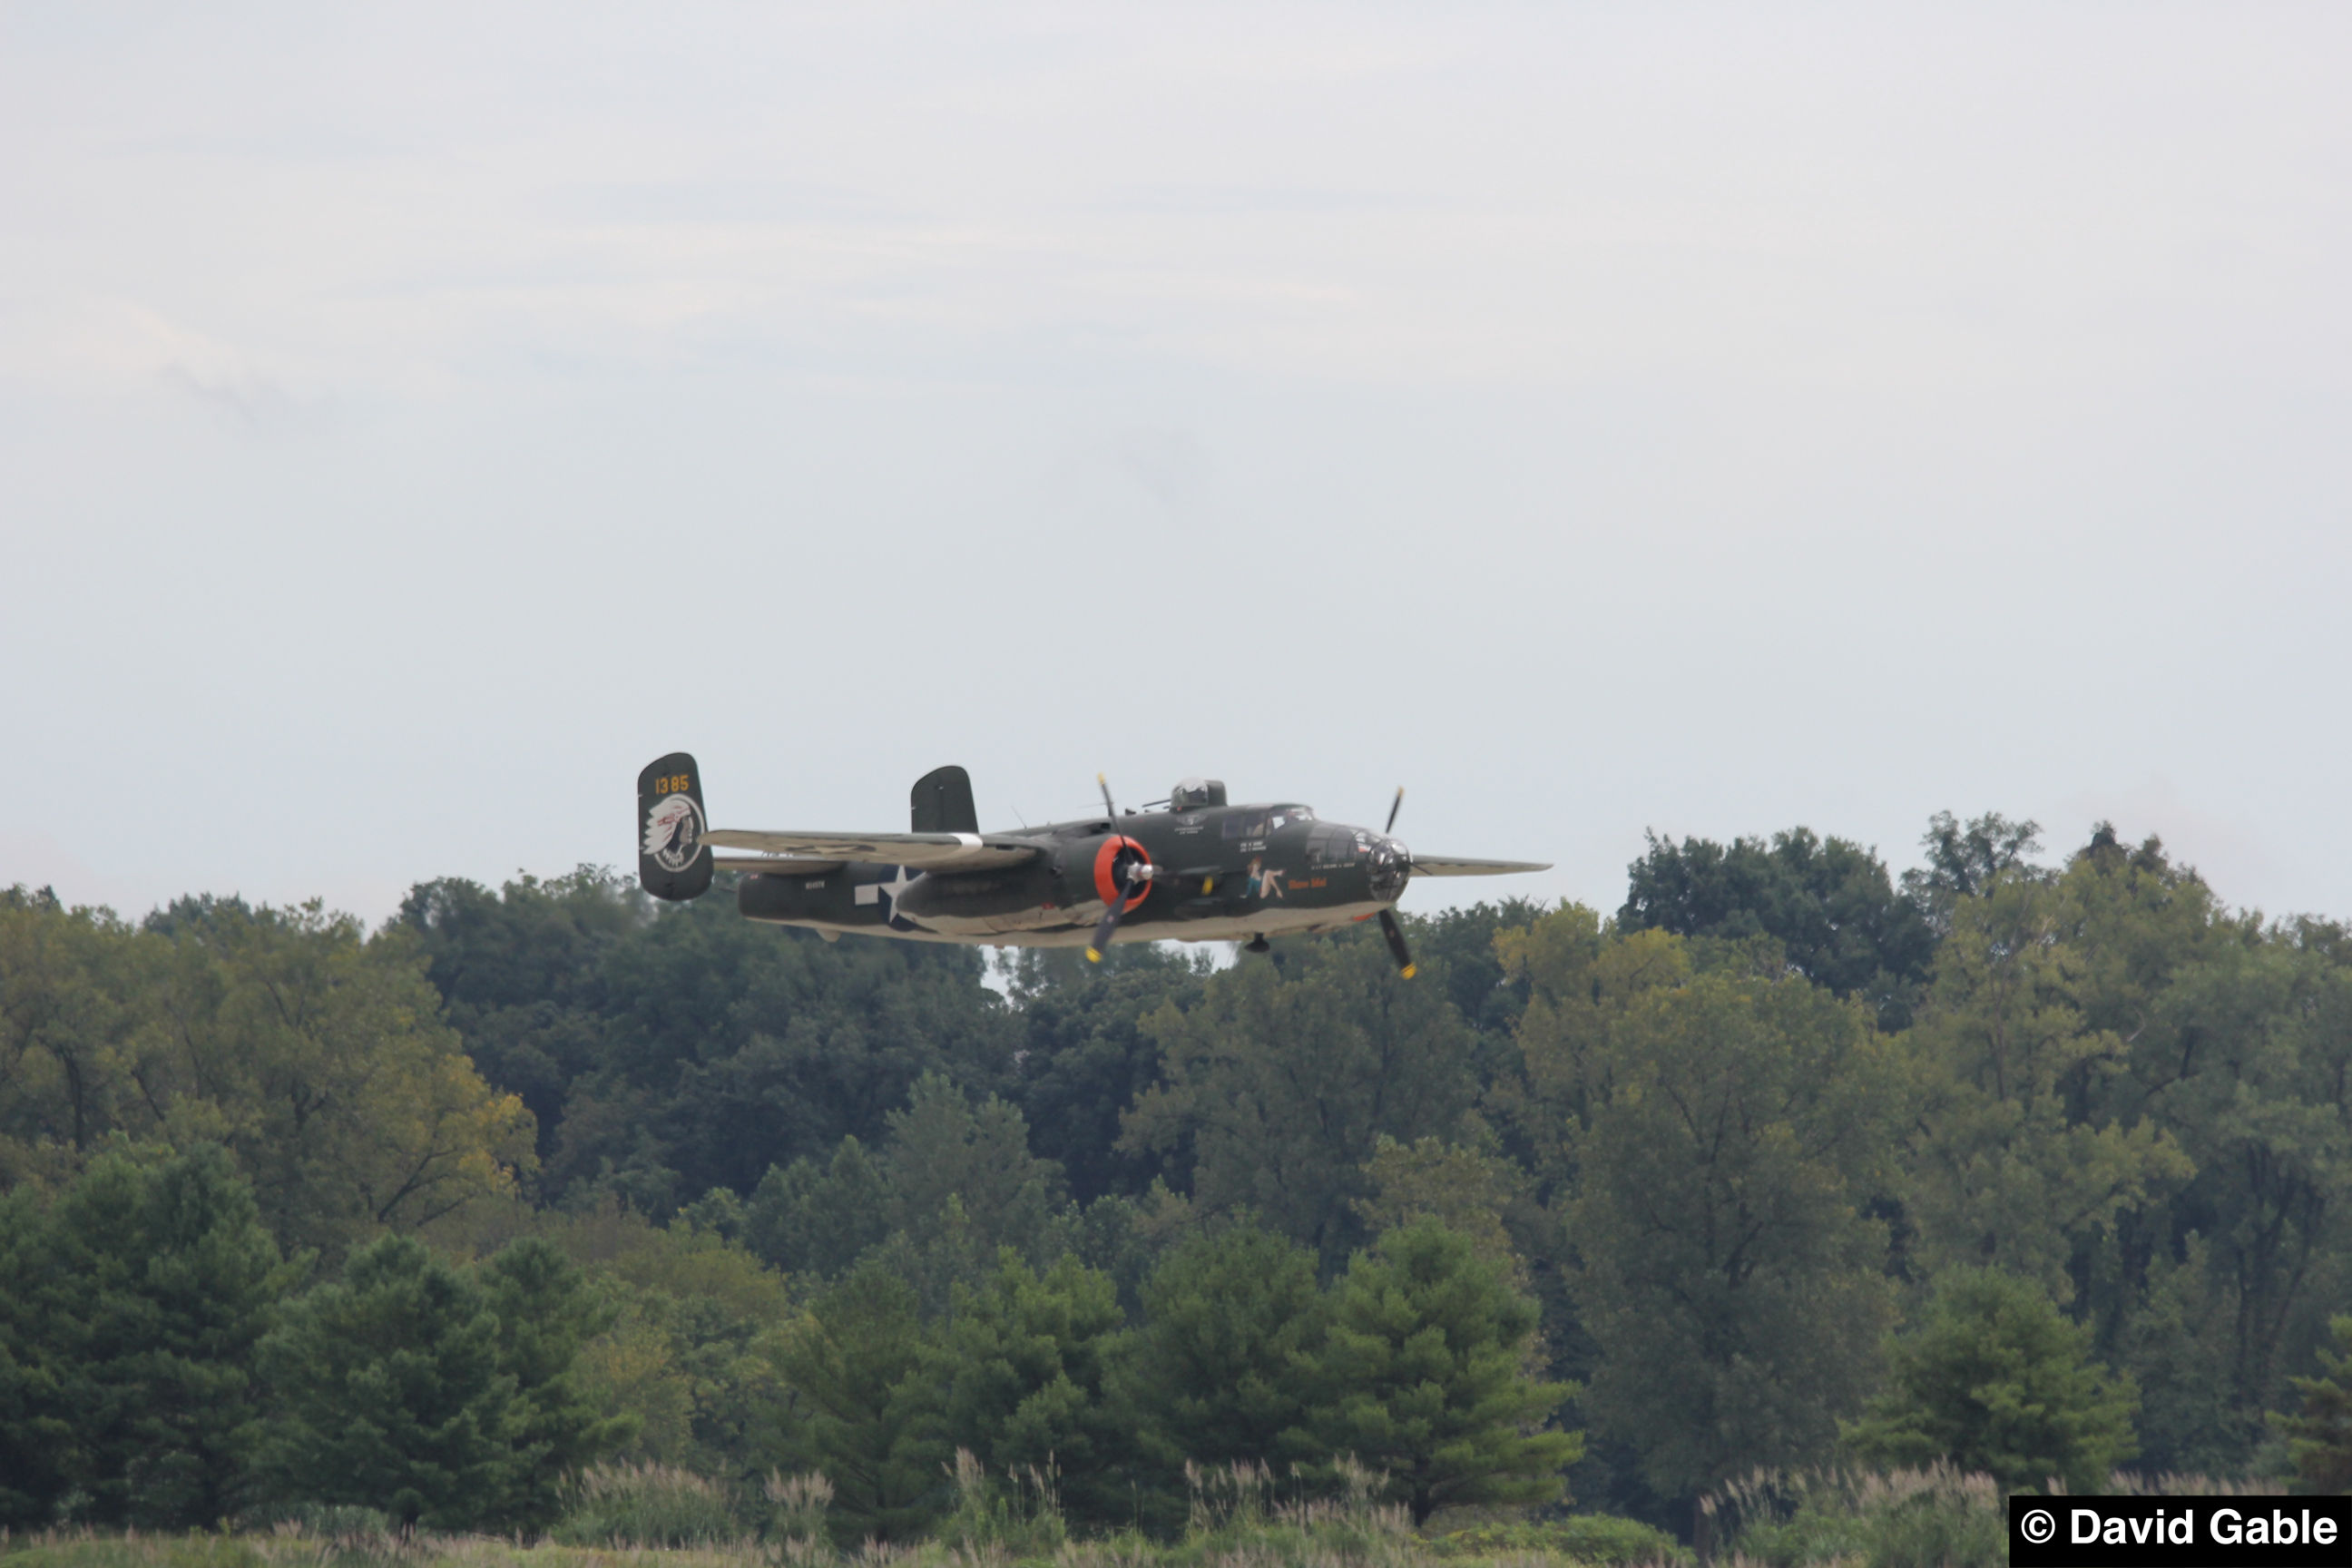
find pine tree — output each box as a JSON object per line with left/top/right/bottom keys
{"left": 1113, "top": 1222, "right": 1327, "bottom": 1475}
{"left": 1843, "top": 1267, "right": 2139, "bottom": 1494}
{"left": 1298, "top": 1219, "right": 1580, "bottom": 1525}
{"left": 2280, "top": 1316, "right": 2352, "bottom": 1494}
{"left": 777, "top": 1256, "right": 937, "bottom": 1544}
{"left": 479, "top": 1236, "right": 635, "bottom": 1528}
{"left": 256, "top": 1233, "right": 523, "bottom": 1528}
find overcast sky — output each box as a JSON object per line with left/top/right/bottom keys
{"left": 4, "top": 2, "right": 2347, "bottom": 932}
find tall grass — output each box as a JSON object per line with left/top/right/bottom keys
{"left": 1700, "top": 1465, "right": 2004, "bottom": 1568}
{"left": 552, "top": 1462, "right": 746, "bottom": 1550}
{"left": 936, "top": 1448, "right": 1067, "bottom": 1563}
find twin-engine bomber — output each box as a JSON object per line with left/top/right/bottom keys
{"left": 636, "top": 753, "right": 1549, "bottom": 975}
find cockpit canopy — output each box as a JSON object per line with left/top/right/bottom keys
{"left": 1171, "top": 777, "right": 1228, "bottom": 812}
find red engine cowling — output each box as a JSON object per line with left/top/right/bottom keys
{"left": 1092, "top": 835, "right": 1153, "bottom": 912}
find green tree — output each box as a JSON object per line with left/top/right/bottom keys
{"left": 925, "top": 1250, "right": 1131, "bottom": 1527}
{"left": 883, "top": 1074, "right": 1065, "bottom": 1270}
{"left": 1900, "top": 811, "right": 2045, "bottom": 933}
{"left": 0, "top": 1182, "right": 74, "bottom": 1526}
{"left": 399, "top": 872, "right": 1022, "bottom": 1211}
{"left": 256, "top": 1232, "right": 522, "bottom": 1528}
{"left": 0, "top": 890, "right": 163, "bottom": 1183}
{"left": 1122, "top": 936, "right": 1479, "bottom": 1269}
{"left": 2279, "top": 1315, "right": 2352, "bottom": 1493}
{"left": 1352, "top": 1132, "right": 1532, "bottom": 1289}
{"left": 535, "top": 1198, "right": 796, "bottom": 1480}
{"left": 2058, "top": 836, "right": 2352, "bottom": 1473}
{"left": 1298, "top": 1219, "right": 1579, "bottom": 1526}
{"left": 744, "top": 1135, "right": 892, "bottom": 1279}
{"left": 1901, "top": 867, "right": 2190, "bottom": 1301}
{"left": 1114, "top": 1222, "right": 1327, "bottom": 1482}
{"left": 1010, "top": 956, "right": 1206, "bottom": 1202}
{"left": 776, "top": 1256, "right": 936, "bottom": 1544}
{"left": 743, "top": 1074, "right": 1067, "bottom": 1309}
{"left": 479, "top": 1237, "right": 634, "bottom": 1527}
{"left": 111, "top": 896, "right": 535, "bottom": 1257}
{"left": 1844, "top": 1268, "right": 2138, "bottom": 1494}
{"left": 0, "top": 1142, "right": 297, "bottom": 1528}
{"left": 1508, "top": 911, "right": 1904, "bottom": 1504}
{"left": 1621, "top": 828, "right": 1936, "bottom": 1026}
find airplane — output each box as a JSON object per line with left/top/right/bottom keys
{"left": 635, "top": 753, "right": 1549, "bottom": 977}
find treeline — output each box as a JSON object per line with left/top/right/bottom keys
{"left": 3, "top": 810, "right": 2351, "bottom": 1538}
{"left": 0, "top": 1137, "right": 1561, "bottom": 1535}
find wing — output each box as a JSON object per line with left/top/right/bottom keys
{"left": 1409, "top": 855, "right": 1553, "bottom": 877}
{"left": 702, "top": 828, "right": 1043, "bottom": 873}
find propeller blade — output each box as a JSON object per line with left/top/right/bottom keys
{"left": 1377, "top": 907, "right": 1416, "bottom": 979}
{"left": 1385, "top": 786, "right": 1405, "bottom": 835}
{"left": 1086, "top": 862, "right": 1151, "bottom": 963}
{"left": 1097, "top": 772, "right": 1118, "bottom": 818}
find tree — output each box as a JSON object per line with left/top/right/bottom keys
{"left": 539, "top": 1198, "right": 796, "bottom": 1479}
{"left": 744, "top": 1135, "right": 893, "bottom": 1279}
{"left": 1114, "top": 1222, "right": 1327, "bottom": 1479}
{"left": 478, "top": 1237, "right": 634, "bottom": 1527}
{"left": 1298, "top": 1219, "right": 1579, "bottom": 1526}
{"left": 742, "top": 1074, "right": 1066, "bottom": 1309}
{"left": 1901, "top": 811, "right": 2043, "bottom": 933}
{"left": 1843, "top": 1268, "right": 2138, "bottom": 1494}
{"left": 0, "top": 1142, "right": 297, "bottom": 1528}
{"left": 1899, "top": 868, "right": 2190, "bottom": 1299}
{"left": 1011, "top": 958, "right": 1205, "bottom": 1203}
{"left": 2056, "top": 837, "right": 2352, "bottom": 1473}
{"left": 1122, "top": 936, "right": 1479, "bottom": 1269}
{"left": 924, "top": 1251, "right": 1132, "bottom": 1527}
{"left": 1352, "top": 1132, "right": 1532, "bottom": 1289}
{"left": 2279, "top": 1315, "right": 2352, "bottom": 1494}
{"left": 256, "top": 1233, "right": 522, "bottom": 1528}
{"left": 776, "top": 1257, "right": 937, "bottom": 1544}
{"left": 1622, "top": 828, "right": 1936, "bottom": 1026}
{"left": 1513, "top": 913, "right": 1904, "bottom": 1504}
{"left": 0, "top": 1187, "right": 82, "bottom": 1525}
{"left": 882, "top": 1073, "right": 1065, "bottom": 1269}
{"left": 0, "top": 891, "right": 162, "bottom": 1183}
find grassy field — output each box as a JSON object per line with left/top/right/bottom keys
{"left": 0, "top": 1527, "right": 1678, "bottom": 1568}
{"left": 0, "top": 1460, "right": 2096, "bottom": 1568}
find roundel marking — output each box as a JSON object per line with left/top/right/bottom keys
{"left": 1093, "top": 835, "right": 1152, "bottom": 912}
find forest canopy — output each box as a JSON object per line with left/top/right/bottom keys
{"left": 3, "top": 810, "right": 2349, "bottom": 1538}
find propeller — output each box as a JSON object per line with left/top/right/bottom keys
{"left": 1375, "top": 786, "right": 1416, "bottom": 977}
{"left": 1377, "top": 907, "right": 1417, "bottom": 979}
{"left": 1086, "top": 772, "right": 1154, "bottom": 964}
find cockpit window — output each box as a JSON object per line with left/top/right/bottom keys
{"left": 1221, "top": 814, "right": 1270, "bottom": 839}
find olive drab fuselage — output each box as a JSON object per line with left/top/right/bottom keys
{"left": 735, "top": 800, "right": 1409, "bottom": 947}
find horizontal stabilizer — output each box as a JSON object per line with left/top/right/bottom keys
{"left": 1409, "top": 855, "right": 1552, "bottom": 877}
{"left": 712, "top": 855, "right": 847, "bottom": 877}
{"left": 702, "top": 828, "right": 1040, "bottom": 873}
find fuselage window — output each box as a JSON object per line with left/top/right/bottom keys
{"left": 1222, "top": 814, "right": 1270, "bottom": 839}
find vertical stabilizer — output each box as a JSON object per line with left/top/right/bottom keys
{"left": 638, "top": 752, "right": 713, "bottom": 901}
{"left": 910, "top": 765, "right": 979, "bottom": 835}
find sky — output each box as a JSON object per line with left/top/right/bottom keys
{"left": 3, "top": 2, "right": 2347, "bottom": 931}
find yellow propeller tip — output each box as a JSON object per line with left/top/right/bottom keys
{"left": 1085, "top": 947, "right": 1102, "bottom": 963}
{"left": 1401, "top": 964, "right": 1417, "bottom": 979}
